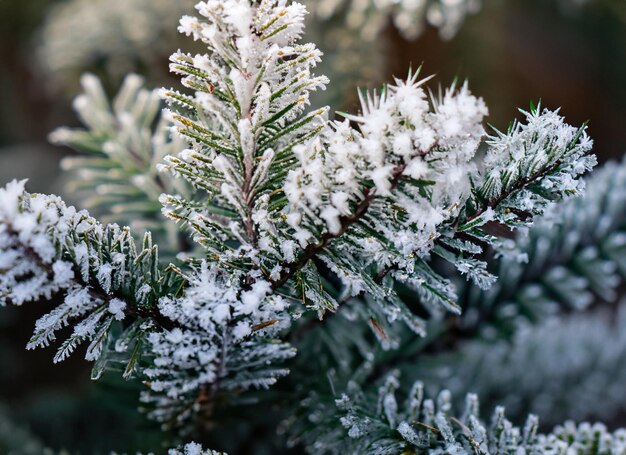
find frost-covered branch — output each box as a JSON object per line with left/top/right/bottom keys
{"left": 51, "top": 74, "right": 191, "bottom": 257}
{"left": 159, "top": 0, "right": 327, "bottom": 261}
{"left": 0, "top": 179, "right": 296, "bottom": 432}
{"left": 290, "top": 371, "right": 626, "bottom": 454}
{"left": 454, "top": 156, "right": 624, "bottom": 339}
{"left": 279, "top": 76, "right": 593, "bottom": 330}
{"left": 143, "top": 1, "right": 330, "bottom": 425}
{"left": 121, "top": 443, "right": 226, "bottom": 455}
{"left": 140, "top": 262, "right": 295, "bottom": 429}
{"left": 1, "top": 0, "right": 606, "bottom": 450}
{"left": 419, "top": 304, "right": 626, "bottom": 429}
{"left": 426, "top": 105, "right": 595, "bottom": 294}
{"left": 465, "top": 105, "right": 595, "bottom": 227}
{"left": 311, "top": 0, "right": 482, "bottom": 40}
{"left": 0, "top": 180, "right": 176, "bottom": 372}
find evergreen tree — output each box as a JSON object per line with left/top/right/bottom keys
{"left": 2, "top": 0, "right": 625, "bottom": 453}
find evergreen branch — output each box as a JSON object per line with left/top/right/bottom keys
{"left": 0, "top": 180, "right": 181, "bottom": 374}
{"left": 129, "top": 443, "right": 227, "bottom": 455}
{"left": 0, "top": 178, "right": 297, "bottom": 433}
{"left": 280, "top": 77, "right": 593, "bottom": 326}
{"left": 160, "top": 0, "right": 328, "bottom": 266}
{"left": 454, "top": 157, "right": 626, "bottom": 340}
{"left": 271, "top": 163, "right": 408, "bottom": 291}
{"left": 49, "top": 73, "right": 189, "bottom": 257}
{"left": 140, "top": 262, "right": 296, "bottom": 431}
{"left": 2, "top": 2, "right": 610, "bottom": 452}
{"left": 309, "top": 0, "right": 481, "bottom": 41}
{"left": 459, "top": 158, "right": 561, "bottom": 228}
{"left": 318, "top": 158, "right": 626, "bottom": 407}
{"left": 418, "top": 304, "right": 626, "bottom": 429}
{"left": 290, "top": 370, "right": 626, "bottom": 454}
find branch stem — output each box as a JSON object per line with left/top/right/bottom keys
{"left": 271, "top": 163, "right": 408, "bottom": 291}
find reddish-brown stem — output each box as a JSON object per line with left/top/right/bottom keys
{"left": 270, "top": 163, "right": 409, "bottom": 291}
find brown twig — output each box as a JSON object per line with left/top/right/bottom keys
{"left": 271, "top": 163, "right": 409, "bottom": 291}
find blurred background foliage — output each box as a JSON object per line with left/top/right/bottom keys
{"left": 0, "top": 0, "right": 625, "bottom": 453}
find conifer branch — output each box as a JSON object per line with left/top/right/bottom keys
{"left": 0, "top": 1, "right": 610, "bottom": 452}
{"left": 271, "top": 163, "right": 408, "bottom": 291}
{"left": 290, "top": 370, "right": 626, "bottom": 455}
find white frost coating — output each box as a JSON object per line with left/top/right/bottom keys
{"left": 370, "top": 165, "right": 396, "bottom": 197}
{"left": 142, "top": 263, "right": 295, "bottom": 424}
{"left": 108, "top": 298, "right": 127, "bottom": 320}
{"left": 0, "top": 180, "right": 159, "bottom": 363}
{"left": 320, "top": 206, "right": 342, "bottom": 234}
{"left": 233, "top": 321, "right": 252, "bottom": 339}
{"left": 49, "top": 73, "right": 186, "bottom": 260}
{"left": 397, "top": 420, "right": 420, "bottom": 445}
{"left": 240, "top": 279, "right": 272, "bottom": 316}
{"left": 0, "top": 179, "right": 26, "bottom": 219}
{"left": 479, "top": 106, "right": 595, "bottom": 224}
{"left": 284, "top": 75, "right": 488, "bottom": 276}
{"left": 97, "top": 263, "right": 114, "bottom": 293}
{"left": 0, "top": 180, "right": 73, "bottom": 309}
{"left": 52, "top": 260, "right": 75, "bottom": 286}
{"left": 159, "top": 0, "right": 329, "bottom": 283}
{"left": 167, "top": 442, "right": 226, "bottom": 455}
